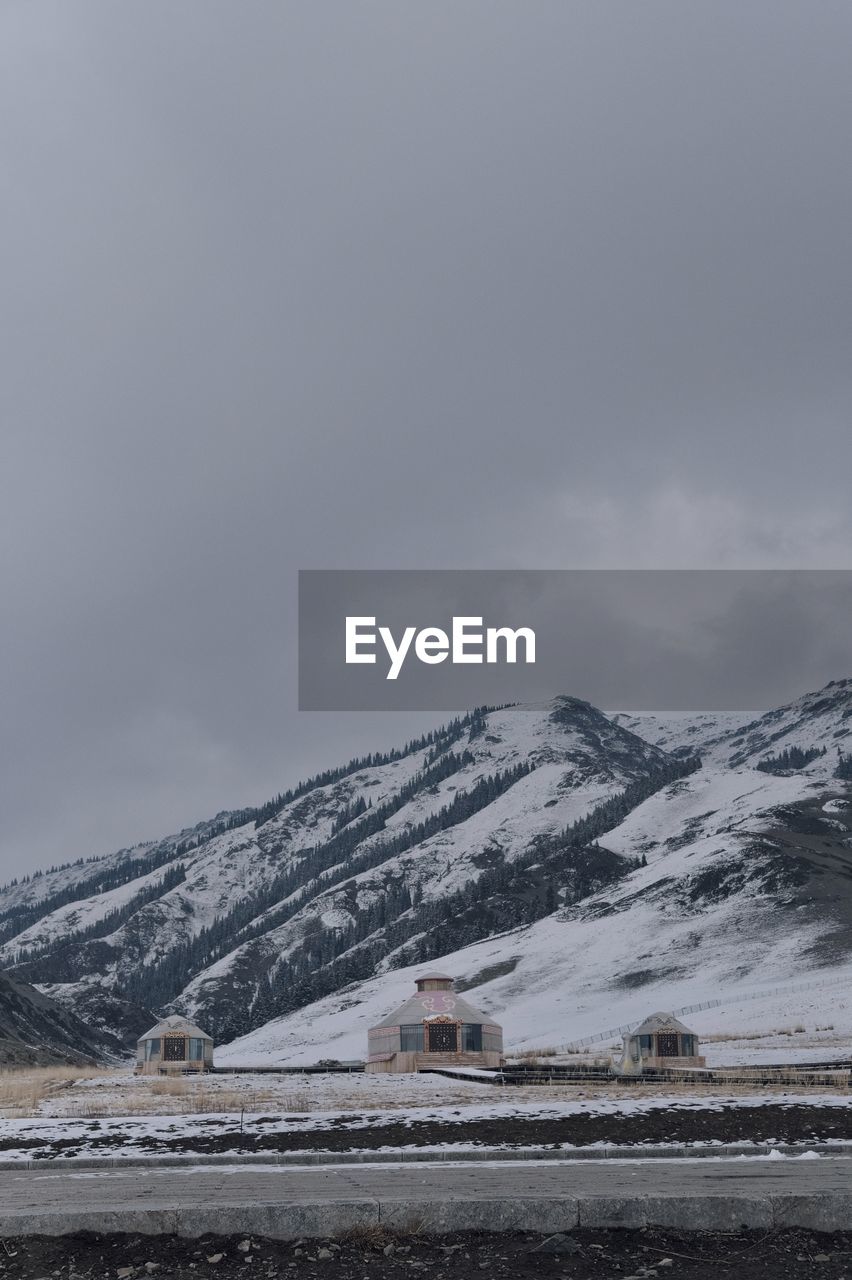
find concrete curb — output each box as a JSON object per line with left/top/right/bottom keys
{"left": 0, "top": 1139, "right": 850, "bottom": 1172}
{"left": 3, "top": 1191, "right": 852, "bottom": 1238}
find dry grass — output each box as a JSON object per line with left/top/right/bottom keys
{"left": 336, "top": 1223, "right": 391, "bottom": 1247}
{"left": 510, "top": 1046, "right": 560, "bottom": 1065}
{"left": 336, "top": 1219, "right": 426, "bottom": 1245}
{"left": 0, "top": 1066, "right": 114, "bottom": 1117}
{"left": 64, "top": 1080, "right": 311, "bottom": 1118}
{"left": 703, "top": 1025, "right": 812, "bottom": 1043}
{"left": 703, "top": 1030, "right": 769, "bottom": 1043}
{"left": 705, "top": 1069, "right": 849, "bottom": 1090}
{"left": 0, "top": 1067, "right": 323, "bottom": 1119}
{"left": 4, "top": 1058, "right": 849, "bottom": 1124}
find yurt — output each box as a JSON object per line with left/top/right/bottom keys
{"left": 366, "top": 974, "right": 503, "bottom": 1073}
{"left": 135, "top": 1014, "right": 214, "bottom": 1075}
{"left": 613, "top": 1011, "right": 705, "bottom": 1075}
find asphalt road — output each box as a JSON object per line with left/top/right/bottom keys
{"left": 1, "top": 1157, "right": 850, "bottom": 1237}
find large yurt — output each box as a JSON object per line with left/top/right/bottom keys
{"left": 613, "top": 1011, "right": 705, "bottom": 1075}
{"left": 135, "top": 1014, "right": 214, "bottom": 1075}
{"left": 366, "top": 974, "right": 503, "bottom": 1073}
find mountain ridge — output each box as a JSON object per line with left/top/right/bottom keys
{"left": 0, "top": 969, "right": 131, "bottom": 1066}
{"left": 2, "top": 681, "right": 850, "bottom": 1057}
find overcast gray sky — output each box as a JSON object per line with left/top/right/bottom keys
{"left": 2, "top": 2, "right": 852, "bottom": 881}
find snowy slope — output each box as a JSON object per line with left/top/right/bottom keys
{"left": 2, "top": 681, "right": 851, "bottom": 1058}
{"left": 618, "top": 678, "right": 852, "bottom": 771}
{"left": 221, "top": 821, "right": 852, "bottom": 1069}
{"left": 0, "top": 864, "right": 174, "bottom": 965}
{"left": 2, "top": 699, "right": 675, "bottom": 1044}
{"left": 175, "top": 698, "right": 674, "bottom": 1036}
{"left": 0, "top": 968, "right": 121, "bottom": 1066}
{"left": 218, "top": 902, "right": 852, "bottom": 1068}
{"left": 223, "top": 685, "right": 852, "bottom": 1065}
{"left": 609, "top": 711, "right": 752, "bottom": 758}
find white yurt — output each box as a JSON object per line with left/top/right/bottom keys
{"left": 366, "top": 974, "right": 503, "bottom": 1073}
{"left": 613, "top": 1011, "right": 705, "bottom": 1075}
{"left": 135, "top": 1014, "right": 214, "bottom": 1075}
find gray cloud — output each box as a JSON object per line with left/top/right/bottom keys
{"left": 297, "top": 570, "right": 852, "bottom": 711}
{"left": 1, "top": 2, "right": 851, "bottom": 879}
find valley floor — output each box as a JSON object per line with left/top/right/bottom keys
{"left": 5, "top": 1053, "right": 852, "bottom": 1123}
{"left": 1, "top": 1066, "right": 851, "bottom": 1160}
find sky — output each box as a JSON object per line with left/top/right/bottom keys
{"left": 1, "top": 2, "right": 851, "bottom": 881}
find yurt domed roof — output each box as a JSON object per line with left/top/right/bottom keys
{"left": 370, "top": 978, "right": 500, "bottom": 1031}
{"left": 138, "top": 1013, "right": 212, "bottom": 1043}
{"left": 629, "top": 1011, "right": 694, "bottom": 1037}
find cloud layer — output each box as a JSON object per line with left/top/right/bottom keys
{"left": 1, "top": 2, "right": 851, "bottom": 877}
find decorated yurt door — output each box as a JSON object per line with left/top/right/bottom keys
{"left": 427, "top": 1021, "right": 458, "bottom": 1052}
{"left": 163, "top": 1034, "right": 186, "bottom": 1061}
{"left": 656, "top": 1032, "right": 679, "bottom": 1057}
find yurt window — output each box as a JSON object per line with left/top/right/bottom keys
{"left": 188, "top": 1037, "right": 204, "bottom": 1060}
{"left": 638, "top": 1034, "right": 653, "bottom": 1052}
{"left": 682, "top": 1034, "right": 695, "bottom": 1056}
{"left": 400, "top": 1025, "right": 424, "bottom": 1052}
{"left": 462, "top": 1024, "right": 482, "bottom": 1052}
{"left": 145, "top": 1038, "right": 160, "bottom": 1061}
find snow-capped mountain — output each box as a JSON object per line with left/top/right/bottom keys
{"left": 0, "top": 968, "right": 124, "bottom": 1066}
{"left": 614, "top": 678, "right": 852, "bottom": 770}
{"left": 1, "top": 682, "right": 851, "bottom": 1057}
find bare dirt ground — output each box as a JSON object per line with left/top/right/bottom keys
{"left": 2, "top": 1100, "right": 851, "bottom": 1158}
{"left": 2, "top": 1067, "right": 850, "bottom": 1162}
{"left": 2, "top": 1228, "right": 852, "bottom": 1280}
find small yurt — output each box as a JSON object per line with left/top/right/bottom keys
{"left": 366, "top": 974, "right": 503, "bottom": 1073}
{"left": 136, "top": 1014, "right": 214, "bottom": 1075}
{"left": 613, "top": 1011, "right": 705, "bottom": 1075}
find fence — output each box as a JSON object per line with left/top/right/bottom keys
{"left": 556, "top": 972, "right": 852, "bottom": 1052}
{"left": 425, "top": 1063, "right": 850, "bottom": 1090}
